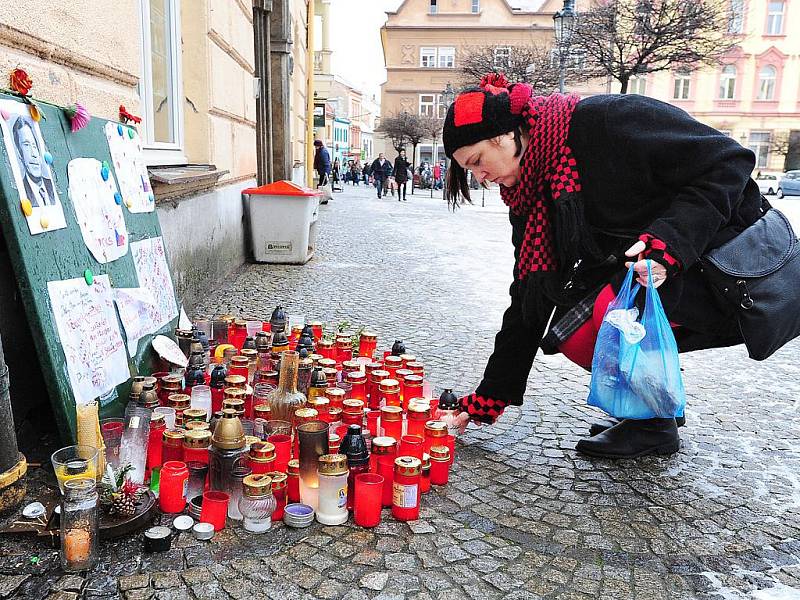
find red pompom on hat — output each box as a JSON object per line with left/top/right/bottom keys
{"left": 443, "top": 72, "right": 526, "bottom": 158}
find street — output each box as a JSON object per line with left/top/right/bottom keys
{"left": 3, "top": 183, "right": 800, "bottom": 599}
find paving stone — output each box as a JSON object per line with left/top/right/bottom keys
{"left": 118, "top": 575, "right": 150, "bottom": 592}
{"left": 385, "top": 553, "right": 418, "bottom": 572}
{"left": 151, "top": 573, "right": 182, "bottom": 590}
{"left": 48, "top": 593, "right": 80, "bottom": 600}
{"left": 123, "top": 589, "right": 154, "bottom": 600}
{"left": 0, "top": 575, "right": 30, "bottom": 597}
{"left": 360, "top": 571, "right": 389, "bottom": 591}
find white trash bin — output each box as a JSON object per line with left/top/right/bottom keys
{"left": 243, "top": 180, "right": 321, "bottom": 264}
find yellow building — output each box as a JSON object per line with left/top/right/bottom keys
{"left": 379, "top": 0, "right": 559, "bottom": 162}
{"left": 637, "top": 0, "right": 800, "bottom": 172}
{"left": 0, "top": 0, "right": 315, "bottom": 308}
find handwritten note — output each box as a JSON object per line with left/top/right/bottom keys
{"left": 104, "top": 122, "right": 154, "bottom": 213}
{"left": 48, "top": 275, "right": 130, "bottom": 406}
{"left": 114, "top": 287, "right": 159, "bottom": 355}
{"left": 130, "top": 237, "right": 178, "bottom": 331}
{"left": 68, "top": 158, "right": 129, "bottom": 263}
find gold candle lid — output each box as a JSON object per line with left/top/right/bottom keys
{"left": 380, "top": 405, "right": 403, "bottom": 422}
{"left": 317, "top": 339, "right": 334, "bottom": 349}
{"left": 394, "top": 456, "right": 421, "bottom": 476}
{"left": 168, "top": 393, "right": 191, "bottom": 409}
{"left": 404, "top": 374, "right": 424, "bottom": 386}
{"left": 254, "top": 404, "right": 271, "bottom": 419}
{"left": 364, "top": 362, "right": 382, "bottom": 374}
{"left": 266, "top": 471, "right": 287, "bottom": 489}
{"left": 163, "top": 428, "right": 185, "bottom": 445}
{"left": 422, "top": 453, "right": 431, "bottom": 470}
{"left": 150, "top": 412, "right": 165, "bottom": 425}
{"left": 406, "top": 361, "right": 424, "bottom": 374}
{"left": 371, "top": 436, "right": 398, "bottom": 454}
{"left": 384, "top": 356, "right": 402, "bottom": 367}
{"left": 287, "top": 458, "right": 300, "bottom": 475}
{"left": 185, "top": 420, "right": 210, "bottom": 431}
{"left": 309, "top": 353, "right": 324, "bottom": 365}
{"left": 424, "top": 420, "right": 448, "bottom": 437}
{"left": 328, "top": 407, "right": 343, "bottom": 419}
{"left": 346, "top": 371, "right": 366, "bottom": 384}
{"left": 400, "top": 353, "right": 416, "bottom": 364}
{"left": 230, "top": 356, "right": 249, "bottom": 368}
{"left": 294, "top": 407, "right": 319, "bottom": 422}
{"left": 396, "top": 369, "right": 414, "bottom": 381}
{"left": 318, "top": 358, "right": 336, "bottom": 369}
{"left": 408, "top": 403, "right": 431, "bottom": 418}
{"left": 241, "top": 348, "right": 258, "bottom": 360}
{"left": 378, "top": 378, "right": 400, "bottom": 393}
{"left": 243, "top": 473, "right": 273, "bottom": 497}
{"left": 141, "top": 376, "right": 158, "bottom": 388}
{"left": 211, "top": 409, "right": 245, "bottom": 449}
{"left": 183, "top": 429, "right": 212, "bottom": 448}
{"left": 224, "top": 375, "right": 247, "bottom": 388}
{"left": 248, "top": 441, "right": 276, "bottom": 461}
{"left": 430, "top": 445, "right": 450, "bottom": 460}
{"left": 224, "top": 387, "right": 247, "bottom": 401}
{"left": 222, "top": 398, "right": 245, "bottom": 414}
{"left": 322, "top": 367, "right": 338, "bottom": 381}
{"left": 326, "top": 388, "right": 345, "bottom": 402}
{"left": 360, "top": 331, "right": 377, "bottom": 341}
{"left": 342, "top": 399, "right": 365, "bottom": 414}
{"left": 317, "top": 453, "right": 348, "bottom": 476}
{"left": 370, "top": 369, "right": 390, "bottom": 382}
{"left": 183, "top": 408, "right": 207, "bottom": 422}
{"left": 308, "top": 396, "right": 330, "bottom": 410}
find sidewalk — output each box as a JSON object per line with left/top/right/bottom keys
{"left": 1, "top": 183, "right": 799, "bottom": 599}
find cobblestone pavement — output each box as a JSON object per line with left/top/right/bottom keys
{"left": 3, "top": 183, "right": 800, "bottom": 599}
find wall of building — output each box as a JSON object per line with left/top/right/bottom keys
{"left": 290, "top": 0, "right": 310, "bottom": 178}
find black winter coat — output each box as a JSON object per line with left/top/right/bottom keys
{"left": 475, "top": 94, "right": 763, "bottom": 406}
{"left": 370, "top": 158, "right": 393, "bottom": 179}
{"left": 393, "top": 156, "right": 411, "bottom": 183}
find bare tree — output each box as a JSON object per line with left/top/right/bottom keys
{"left": 459, "top": 44, "right": 589, "bottom": 93}
{"left": 377, "top": 112, "right": 428, "bottom": 191}
{"left": 572, "top": 0, "right": 733, "bottom": 93}
{"left": 376, "top": 114, "right": 409, "bottom": 153}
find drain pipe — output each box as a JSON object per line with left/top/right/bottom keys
{"left": 0, "top": 332, "right": 26, "bottom": 514}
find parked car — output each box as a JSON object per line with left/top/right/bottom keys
{"left": 777, "top": 171, "right": 800, "bottom": 198}
{"left": 754, "top": 172, "right": 780, "bottom": 195}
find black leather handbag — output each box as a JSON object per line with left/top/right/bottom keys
{"left": 700, "top": 208, "right": 800, "bottom": 360}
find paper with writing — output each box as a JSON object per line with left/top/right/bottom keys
{"left": 47, "top": 275, "right": 130, "bottom": 406}
{"left": 130, "top": 237, "right": 178, "bottom": 331}
{"left": 104, "top": 122, "right": 154, "bottom": 213}
{"left": 114, "top": 287, "right": 160, "bottom": 355}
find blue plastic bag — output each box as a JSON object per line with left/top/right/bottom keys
{"left": 587, "top": 262, "right": 686, "bottom": 419}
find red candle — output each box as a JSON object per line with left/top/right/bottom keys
{"left": 326, "top": 387, "right": 346, "bottom": 411}
{"left": 199, "top": 490, "right": 229, "bottom": 531}
{"left": 268, "top": 472, "right": 288, "bottom": 520}
{"left": 248, "top": 441, "right": 276, "bottom": 474}
{"left": 146, "top": 414, "right": 166, "bottom": 476}
{"left": 358, "top": 332, "right": 378, "bottom": 360}
{"left": 162, "top": 429, "right": 185, "bottom": 464}
{"left": 286, "top": 459, "right": 300, "bottom": 503}
{"left": 346, "top": 461, "right": 369, "bottom": 511}
{"left": 159, "top": 375, "right": 183, "bottom": 406}
{"left": 268, "top": 434, "right": 292, "bottom": 472}
{"left": 423, "top": 420, "right": 448, "bottom": 455}
{"left": 392, "top": 457, "right": 421, "bottom": 521}
{"left": 395, "top": 369, "right": 413, "bottom": 405}
{"left": 159, "top": 461, "right": 189, "bottom": 513}
{"left": 399, "top": 435, "right": 424, "bottom": 460}
{"left": 379, "top": 379, "right": 401, "bottom": 408}
{"left": 370, "top": 436, "right": 397, "bottom": 474}
{"left": 402, "top": 375, "right": 424, "bottom": 412}
{"left": 346, "top": 371, "right": 367, "bottom": 402}
{"left": 367, "top": 369, "right": 389, "bottom": 410}
{"left": 182, "top": 430, "right": 211, "bottom": 465}
{"left": 380, "top": 406, "right": 403, "bottom": 440}
{"left": 421, "top": 454, "right": 431, "bottom": 494}
{"left": 383, "top": 355, "right": 402, "bottom": 379}
{"left": 377, "top": 454, "right": 395, "bottom": 507}
{"left": 309, "top": 321, "right": 324, "bottom": 342}
{"left": 406, "top": 404, "right": 430, "bottom": 439}
{"left": 366, "top": 410, "right": 381, "bottom": 438}
{"left": 228, "top": 358, "right": 249, "bottom": 381}
{"left": 445, "top": 434, "right": 456, "bottom": 465}
{"left": 354, "top": 473, "right": 383, "bottom": 527}
{"left": 429, "top": 446, "right": 450, "bottom": 485}
{"left": 342, "top": 399, "right": 364, "bottom": 427}
{"left": 317, "top": 339, "right": 335, "bottom": 361}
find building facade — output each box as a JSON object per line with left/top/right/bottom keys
{"left": 379, "top": 0, "right": 560, "bottom": 163}
{"left": 638, "top": 0, "right": 800, "bottom": 173}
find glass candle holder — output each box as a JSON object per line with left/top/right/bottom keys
{"left": 358, "top": 332, "right": 378, "bottom": 360}
{"left": 421, "top": 454, "right": 431, "bottom": 494}
{"left": 297, "top": 421, "right": 330, "bottom": 510}
{"left": 379, "top": 379, "right": 401, "bottom": 408}
{"left": 162, "top": 429, "right": 185, "bottom": 464}
{"left": 342, "top": 399, "right": 365, "bottom": 427}
{"left": 239, "top": 474, "right": 276, "bottom": 533}
{"left": 267, "top": 472, "right": 288, "bottom": 521}
{"left": 316, "top": 454, "right": 349, "bottom": 525}
{"left": 183, "top": 429, "right": 211, "bottom": 465}
{"left": 377, "top": 454, "right": 395, "bottom": 507}
{"left": 265, "top": 419, "right": 292, "bottom": 437}
{"left": 383, "top": 355, "right": 402, "bottom": 380}
{"left": 395, "top": 369, "right": 413, "bottom": 405}
{"left": 60, "top": 478, "right": 98, "bottom": 572}
{"left": 287, "top": 459, "right": 301, "bottom": 503}
{"left": 423, "top": 420, "right": 448, "bottom": 455}
{"left": 369, "top": 436, "right": 397, "bottom": 474}
{"left": 406, "top": 404, "right": 431, "bottom": 438}
{"left": 51, "top": 445, "right": 100, "bottom": 493}
{"left": 365, "top": 410, "right": 381, "bottom": 438}
{"left": 346, "top": 371, "right": 367, "bottom": 402}
{"left": 190, "top": 385, "right": 212, "bottom": 419}
{"left": 380, "top": 406, "right": 403, "bottom": 440}
{"left": 429, "top": 445, "right": 451, "bottom": 485}
{"left": 354, "top": 473, "right": 383, "bottom": 528}
{"left": 247, "top": 441, "right": 276, "bottom": 474}
{"left": 267, "top": 434, "right": 292, "bottom": 472}
{"left": 392, "top": 456, "right": 421, "bottom": 521}
{"left": 325, "top": 387, "right": 345, "bottom": 410}
{"left": 153, "top": 407, "right": 177, "bottom": 430}
{"left": 186, "top": 461, "right": 209, "bottom": 502}
{"left": 100, "top": 419, "right": 124, "bottom": 471}
{"left": 402, "top": 375, "right": 424, "bottom": 411}
{"left": 200, "top": 490, "right": 229, "bottom": 531}
{"left": 227, "top": 465, "right": 253, "bottom": 520}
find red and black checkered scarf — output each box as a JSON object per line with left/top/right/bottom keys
{"left": 501, "top": 92, "right": 580, "bottom": 280}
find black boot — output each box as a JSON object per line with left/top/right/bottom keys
{"left": 576, "top": 418, "right": 679, "bottom": 459}
{"left": 589, "top": 415, "right": 686, "bottom": 437}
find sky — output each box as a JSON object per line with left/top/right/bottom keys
{"left": 327, "top": 0, "right": 403, "bottom": 103}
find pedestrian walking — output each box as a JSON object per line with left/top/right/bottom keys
{"left": 444, "top": 73, "right": 795, "bottom": 459}
{"left": 351, "top": 159, "right": 361, "bottom": 186}
{"left": 313, "top": 140, "right": 331, "bottom": 186}
{"left": 393, "top": 149, "right": 411, "bottom": 202}
{"left": 370, "top": 153, "right": 392, "bottom": 199}
{"left": 332, "top": 158, "right": 341, "bottom": 190}
{"left": 433, "top": 162, "right": 442, "bottom": 190}
{"left": 362, "top": 159, "right": 372, "bottom": 185}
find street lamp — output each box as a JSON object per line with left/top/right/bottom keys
{"left": 441, "top": 82, "right": 456, "bottom": 199}
{"left": 553, "top": 0, "right": 576, "bottom": 94}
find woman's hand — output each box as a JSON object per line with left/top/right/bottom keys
{"left": 624, "top": 241, "right": 667, "bottom": 288}
{"left": 452, "top": 411, "right": 472, "bottom": 435}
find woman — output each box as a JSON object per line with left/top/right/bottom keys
{"left": 332, "top": 158, "right": 341, "bottom": 187}
{"left": 446, "top": 74, "right": 765, "bottom": 459}
{"left": 393, "top": 149, "right": 411, "bottom": 201}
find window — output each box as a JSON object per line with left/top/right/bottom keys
{"left": 430, "top": 0, "right": 437, "bottom": 14}
{"left": 139, "top": 0, "right": 185, "bottom": 164}
{"left": 472, "top": 0, "right": 480, "bottom": 12}
{"left": 419, "top": 94, "right": 436, "bottom": 117}
{"left": 673, "top": 70, "right": 691, "bottom": 100}
{"left": 758, "top": 65, "right": 777, "bottom": 100}
{"left": 493, "top": 47, "right": 512, "bottom": 69}
{"left": 438, "top": 47, "right": 455, "bottom": 68}
{"left": 766, "top": 1, "right": 784, "bottom": 34}
{"left": 728, "top": 0, "right": 744, "bottom": 33}
{"left": 437, "top": 94, "right": 447, "bottom": 119}
{"left": 748, "top": 131, "right": 770, "bottom": 168}
{"left": 420, "top": 47, "right": 436, "bottom": 68}
{"left": 629, "top": 75, "right": 647, "bottom": 95}
{"left": 719, "top": 65, "right": 736, "bottom": 99}
{"left": 569, "top": 49, "right": 586, "bottom": 71}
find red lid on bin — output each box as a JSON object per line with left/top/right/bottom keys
{"left": 242, "top": 180, "right": 320, "bottom": 197}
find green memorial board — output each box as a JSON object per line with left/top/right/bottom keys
{"left": 0, "top": 92, "right": 179, "bottom": 442}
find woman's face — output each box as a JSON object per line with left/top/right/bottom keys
{"left": 452, "top": 132, "right": 522, "bottom": 187}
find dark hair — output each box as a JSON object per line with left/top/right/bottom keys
{"left": 445, "top": 128, "right": 524, "bottom": 209}
{"left": 12, "top": 117, "right": 39, "bottom": 155}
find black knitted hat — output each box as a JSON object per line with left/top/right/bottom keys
{"left": 443, "top": 74, "right": 529, "bottom": 158}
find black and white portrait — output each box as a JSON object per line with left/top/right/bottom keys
{"left": 0, "top": 99, "right": 66, "bottom": 233}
